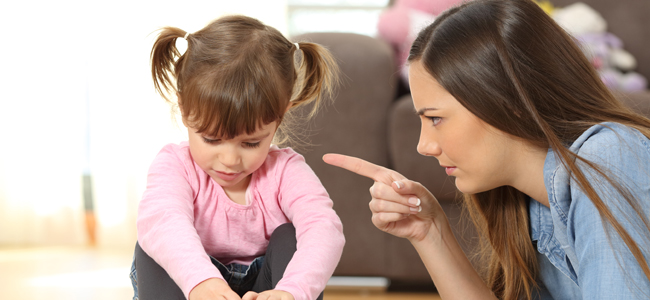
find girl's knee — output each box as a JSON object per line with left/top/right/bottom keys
{"left": 268, "top": 223, "right": 296, "bottom": 253}
{"left": 271, "top": 223, "right": 295, "bottom": 239}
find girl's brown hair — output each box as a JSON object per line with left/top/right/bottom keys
{"left": 150, "top": 15, "right": 338, "bottom": 145}
{"left": 408, "top": 0, "right": 650, "bottom": 299}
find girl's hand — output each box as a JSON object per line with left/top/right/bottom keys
{"left": 189, "top": 278, "right": 241, "bottom": 300}
{"left": 242, "top": 290, "right": 294, "bottom": 300}
{"left": 323, "top": 153, "right": 447, "bottom": 243}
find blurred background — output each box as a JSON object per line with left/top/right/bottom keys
{"left": 0, "top": 0, "right": 389, "bottom": 250}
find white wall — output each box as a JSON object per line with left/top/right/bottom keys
{"left": 0, "top": 0, "right": 287, "bottom": 247}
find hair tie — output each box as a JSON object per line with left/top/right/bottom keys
{"left": 294, "top": 42, "right": 300, "bottom": 51}
{"left": 184, "top": 32, "right": 190, "bottom": 40}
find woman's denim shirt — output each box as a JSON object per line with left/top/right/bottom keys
{"left": 530, "top": 122, "right": 650, "bottom": 299}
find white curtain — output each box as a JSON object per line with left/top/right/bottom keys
{"left": 0, "top": 0, "right": 288, "bottom": 248}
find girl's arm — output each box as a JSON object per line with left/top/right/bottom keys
{"left": 271, "top": 150, "right": 345, "bottom": 300}
{"left": 137, "top": 144, "right": 224, "bottom": 299}
{"left": 323, "top": 154, "right": 497, "bottom": 300}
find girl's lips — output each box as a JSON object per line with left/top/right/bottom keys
{"left": 214, "top": 170, "right": 242, "bottom": 181}
{"left": 444, "top": 167, "right": 457, "bottom": 176}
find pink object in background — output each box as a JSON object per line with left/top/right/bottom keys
{"left": 377, "top": 0, "right": 464, "bottom": 87}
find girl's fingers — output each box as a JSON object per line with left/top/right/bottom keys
{"left": 244, "top": 290, "right": 293, "bottom": 300}
{"left": 231, "top": 292, "right": 245, "bottom": 300}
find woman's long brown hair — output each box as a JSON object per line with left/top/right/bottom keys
{"left": 408, "top": 0, "right": 650, "bottom": 299}
{"left": 150, "top": 15, "right": 338, "bottom": 146}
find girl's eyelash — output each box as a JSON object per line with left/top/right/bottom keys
{"left": 243, "top": 142, "right": 261, "bottom": 148}
{"left": 201, "top": 136, "right": 260, "bottom": 148}
{"left": 202, "top": 137, "right": 220, "bottom": 144}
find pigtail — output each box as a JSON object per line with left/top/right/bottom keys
{"left": 150, "top": 27, "right": 189, "bottom": 103}
{"left": 290, "top": 42, "right": 340, "bottom": 117}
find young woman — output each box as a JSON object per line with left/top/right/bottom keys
{"left": 324, "top": 0, "right": 650, "bottom": 299}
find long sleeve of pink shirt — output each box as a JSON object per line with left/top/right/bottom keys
{"left": 137, "top": 143, "right": 345, "bottom": 300}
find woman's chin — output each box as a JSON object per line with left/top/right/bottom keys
{"left": 454, "top": 178, "right": 470, "bottom": 194}
{"left": 454, "top": 179, "right": 492, "bottom": 195}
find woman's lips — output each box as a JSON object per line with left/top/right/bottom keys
{"left": 214, "top": 170, "right": 242, "bottom": 181}
{"left": 444, "top": 167, "right": 457, "bottom": 175}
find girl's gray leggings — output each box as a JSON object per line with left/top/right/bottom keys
{"left": 132, "top": 223, "right": 324, "bottom": 300}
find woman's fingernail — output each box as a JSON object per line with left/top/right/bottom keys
{"left": 408, "top": 197, "right": 421, "bottom": 206}
{"left": 410, "top": 206, "right": 420, "bottom": 212}
{"left": 393, "top": 181, "right": 403, "bottom": 189}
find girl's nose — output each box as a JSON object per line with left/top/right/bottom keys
{"left": 219, "top": 147, "right": 241, "bottom": 167}
{"left": 417, "top": 131, "right": 441, "bottom": 157}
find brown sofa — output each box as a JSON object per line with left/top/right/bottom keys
{"left": 293, "top": 0, "right": 650, "bottom": 289}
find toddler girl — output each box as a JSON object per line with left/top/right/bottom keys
{"left": 130, "top": 15, "right": 345, "bottom": 300}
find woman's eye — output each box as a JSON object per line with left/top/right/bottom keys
{"left": 427, "top": 116, "right": 442, "bottom": 126}
{"left": 243, "top": 142, "right": 261, "bottom": 148}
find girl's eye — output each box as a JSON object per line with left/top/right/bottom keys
{"left": 243, "top": 142, "right": 261, "bottom": 148}
{"left": 426, "top": 116, "right": 442, "bottom": 126}
{"left": 202, "top": 137, "right": 220, "bottom": 144}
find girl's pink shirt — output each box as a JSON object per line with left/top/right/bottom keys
{"left": 137, "top": 142, "right": 345, "bottom": 300}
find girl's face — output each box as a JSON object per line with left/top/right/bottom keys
{"left": 187, "top": 121, "right": 278, "bottom": 192}
{"left": 408, "top": 61, "right": 524, "bottom": 194}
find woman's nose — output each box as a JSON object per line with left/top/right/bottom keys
{"left": 417, "top": 131, "right": 441, "bottom": 157}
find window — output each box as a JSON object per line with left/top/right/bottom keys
{"left": 288, "top": 0, "right": 390, "bottom": 37}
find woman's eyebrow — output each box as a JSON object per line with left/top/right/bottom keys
{"left": 416, "top": 107, "right": 439, "bottom": 115}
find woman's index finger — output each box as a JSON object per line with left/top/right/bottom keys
{"left": 322, "top": 153, "right": 386, "bottom": 181}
